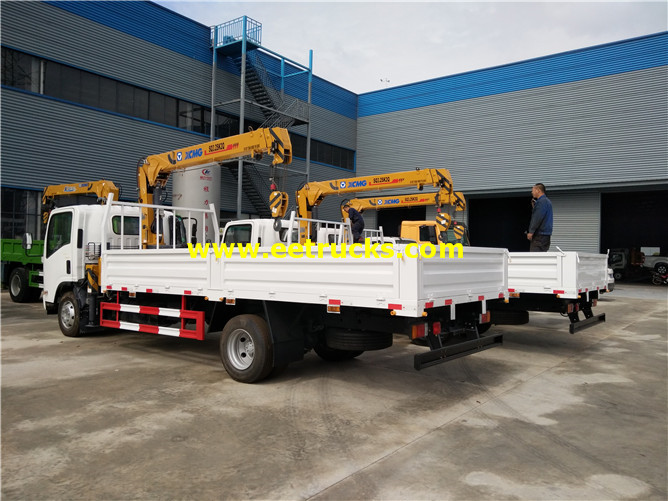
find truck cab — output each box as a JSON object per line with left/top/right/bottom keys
{"left": 41, "top": 204, "right": 186, "bottom": 311}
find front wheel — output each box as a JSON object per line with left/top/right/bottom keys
{"left": 220, "top": 314, "right": 274, "bottom": 383}
{"left": 58, "top": 291, "right": 82, "bottom": 337}
{"left": 8, "top": 267, "right": 30, "bottom": 303}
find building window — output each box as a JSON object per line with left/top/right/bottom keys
{"left": 2, "top": 47, "right": 356, "bottom": 170}
{"left": 1, "top": 47, "right": 40, "bottom": 92}
{"left": 1, "top": 188, "right": 42, "bottom": 239}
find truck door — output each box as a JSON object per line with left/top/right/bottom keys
{"left": 42, "top": 210, "right": 75, "bottom": 304}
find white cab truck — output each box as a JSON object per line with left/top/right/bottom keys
{"left": 489, "top": 251, "right": 610, "bottom": 333}
{"left": 35, "top": 197, "right": 510, "bottom": 383}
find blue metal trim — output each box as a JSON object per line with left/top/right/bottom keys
{"left": 359, "top": 32, "right": 668, "bottom": 117}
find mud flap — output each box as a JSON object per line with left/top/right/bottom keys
{"left": 414, "top": 333, "right": 503, "bottom": 370}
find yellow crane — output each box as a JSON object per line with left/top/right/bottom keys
{"left": 137, "top": 127, "right": 291, "bottom": 247}
{"left": 340, "top": 189, "right": 466, "bottom": 238}
{"left": 270, "top": 168, "right": 454, "bottom": 243}
{"left": 41, "top": 180, "right": 120, "bottom": 224}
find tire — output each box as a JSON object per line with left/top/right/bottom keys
{"left": 613, "top": 271, "right": 623, "bottom": 281}
{"left": 314, "top": 343, "right": 363, "bottom": 362}
{"left": 58, "top": 291, "right": 82, "bottom": 337}
{"left": 652, "top": 274, "right": 664, "bottom": 286}
{"left": 325, "top": 329, "right": 392, "bottom": 351}
{"left": 8, "top": 267, "right": 30, "bottom": 303}
{"left": 220, "top": 314, "right": 274, "bottom": 383}
{"left": 654, "top": 262, "right": 668, "bottom": 275}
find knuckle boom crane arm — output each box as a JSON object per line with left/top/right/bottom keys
{"left": 137, "top": 127, "right": 291, "bottom": 247}
{"left": 341, "top": 189, "right": 466, "bottom": 240}
{"left": 270, "top": 168, "right": 456, "bottom": 241}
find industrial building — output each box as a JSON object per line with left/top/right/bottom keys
{"left": 2, "top": 1, "right": 667, "bottom": 254}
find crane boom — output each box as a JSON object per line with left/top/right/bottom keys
{"left": 271, "top": 168, "right": 453, "bottom": 220}
{"left": 137, "top": 127, "right": 291, "bottom": 247}
{"left": 41, "top": 180, "right": 120, "bottom": 224}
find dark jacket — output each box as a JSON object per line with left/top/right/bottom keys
{"left": 529, "top": 194, "right": 553, "bottom": 235}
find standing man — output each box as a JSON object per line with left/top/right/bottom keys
{"left": 342, "top": 203, "right": 365, "bottom": 243}
{"left": 527, "top": 183, "right": 553, "bottom": 252}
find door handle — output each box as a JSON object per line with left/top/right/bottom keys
{"left": 66, "top": 260, "right": 71, "bottom": 274}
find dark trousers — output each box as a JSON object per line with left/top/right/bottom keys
{"left": 352, "top": 223, "right": 364, "bottom": 243}
{"left": 530, "top": 234, "right": 551, "bottom": 252}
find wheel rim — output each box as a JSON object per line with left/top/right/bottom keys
{"left": 9, "top": 274, "right": 22, "bottom": 297}
{"left": 657, "top": 264, "right": 667, "bottom": 275}
{"left": 60, "top": 300, "right": 76, "bottom": 329}
{"left": 226, "top": 328, "right": 255, "bottom": 370}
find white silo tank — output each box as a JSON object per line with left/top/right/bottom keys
{"left": 172, "top": 166, "right": 220, "bottom": 243}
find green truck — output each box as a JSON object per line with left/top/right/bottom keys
{"left": 1, "top": 238, "right": 44, "bottom": 302}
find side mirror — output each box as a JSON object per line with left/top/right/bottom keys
{"left": 22, "top": 233, "right": 33, "bottom": 250}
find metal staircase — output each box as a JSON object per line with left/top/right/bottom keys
{"left": 210, "top": 16, "right": 311, "bottom": 217}
{"left": 227, "top": 162, "right": 273, "bottom": 217}
{"left": 230, "top": 51, "right": 309, "bottom": 129}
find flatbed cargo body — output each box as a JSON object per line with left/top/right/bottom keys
{"left": 490, "top": 251, "right": 610, "bottom": 333}
{"left": 100, "top": 245, "right": 508, "bottom": 318}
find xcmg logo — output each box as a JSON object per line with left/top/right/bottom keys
{"left": 176, "top": 148, "right": 203, "bottom": 161}
{"left": 384, "top": 199, "right": 400, "bottom": 205}
{"left": 346, "top": 180, "right": 367, "bottom": 188}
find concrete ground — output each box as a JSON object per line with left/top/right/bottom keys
{"left": 2, "top": 284, "right": 666, "bottom": 500}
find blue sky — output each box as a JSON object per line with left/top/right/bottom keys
{"left": 155, "top": 1, "right": 668, "bottom": 94}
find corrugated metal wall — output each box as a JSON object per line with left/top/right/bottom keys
{"left": 549, "top": 192, "right": 601, "bottom": 253}
{"left": 357, "top": 66, "right": 667, "bottom": 193}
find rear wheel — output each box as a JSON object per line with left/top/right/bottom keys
{"left": 58, "top": 292, "right": 82, "bottom": 337}
{"left": 325, "top": 329, "right": 392, "bottom": 351}
{"left": 314, "top": 343, "right": 363, "bottom": 361}
{"left": 220, "top": 314, "right": 274, "bottom": 383}
{"left": 8, "top": 267, "right": 30, "bottom": 303}
{"left": 654, "top": 262, "right": 668, "bottom": 275}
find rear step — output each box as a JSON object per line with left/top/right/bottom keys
{"left": 569, "top": 312, "right": 606, "bottom": 334}
{"left": 414, "top": 333, "right": 503, "bottom": 370}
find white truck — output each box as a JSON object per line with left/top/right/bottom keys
{"left": 489, "top": 251, "right": 610, "bottom": 333}
{"left": 35, "top": 197, "right": 510, "bottom": 382}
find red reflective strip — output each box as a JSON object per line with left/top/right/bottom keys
{"left": 121, "top": 287, "right": 128, "bottom": 291}
{"left": 138, "top": 324, "right": 160, "bottom": 334}
{"left": 146, "top": 289, "right": 153, "bottom": 293}
{"left": 388, "top": 304, "right": 402, "bottom": 310}
{"left": 478, "top": 295, "right": 485, "bottom": 301}
{"left": 101, "top": 303, "right": 121, "bottom": 312}
{"left": 554, "top": 290, "right": 565, "bottom": 294}
{"left": 508, "top": 288, "right": 515, "bottom": 292}
{"left": 425, "top": 301, "right": 434, "bottom": 309}
{"left": 139, "top": 306, "right": 160, "bottom": 315}
{"left": 106, "top": 285, "right": 113, "bottom": 290}
{"left": 445, "top": 299, "right": 452, "bottom": 305}
{"left": 499, "top": 293, "right": 505, "bottom": 298}
{"left": 329, "top": 299, "right": 341, "bottom": 306}
{"left": 100, "top": 319, "right": 121, "bottom": 329}
{"left": 184, "top": 290, "right": 192, "bottom": 295}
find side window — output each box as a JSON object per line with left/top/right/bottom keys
{"left": 223, "top": 224, "right": 252, "bottom": 245}
{"left": 46, "top": 212, "right": 73, "bottom": 258}
{"left": 111, "top": 216, "right": 140, "bottom": 235}
{"left": 419, "top": 225, "right": 437, "bottom": 245}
